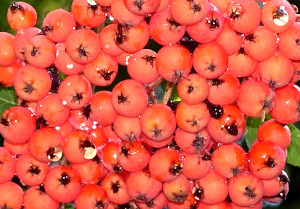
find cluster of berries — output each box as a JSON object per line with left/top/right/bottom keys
{"left": 0, "top": 0, "right": 299, "bottom": 208}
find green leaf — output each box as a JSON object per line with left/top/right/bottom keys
{"left": 64, "top": 203, "right": 75, "bottom": 209}
{"left": 0, "top": 87, "right": 17, "bottom": 115}
{"left": 286, "top": 124, "right": 300, "bottom": 167}
{"left": 244, "top": 117, "right": 263, "bottom": 148}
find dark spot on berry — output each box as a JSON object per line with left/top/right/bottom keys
{"left": 225, "top": 123, "right": 238, "bottom": 136}
{"left": 82, "top": 104, "right": 91, "bottom": 119}
{"left": 268, "top": 80, "right": 276, "bottom": 90}
{"left": 172, "top": 192, "right": 188, "bottom": 203}
{"left": 178, "top": 33, "right": 198, "bottom": 53}
{"left": 172, "top": 70, "right": 184, "bottom": 83}
{"left": 137, "top": 193, "right": 147, "bottom": 202}
{"left": 169, "top": 162, "right": 183, "bottom": 175}
{"left": 80, "top": 139, "right": 95, "bottom": 150}
{"left": 152, "top": 127, "right": 162, "bottom": 139}
{"left": 211, "top": 78, "right": 224, "bottom": 86}
{"left": 0, "top": 204, "right": 9, "bottom": 209}
{"left": 278, "top": 190, "right": 287, "bottom": 200}
{"left": 77, "top": 44, "right": 90, "bottom": 59}
{"left": 95, "top": 201, "right": 105, "bottom": 209}
{"left": 193, "top": 187, "right": 204, "bottom": 201}
{"left": 39, "top": 184, "right": 46, "bottom": 193}
{"left": 296, "top": 39, "right": 300, "bottom": 45}
{"left": 72, "top": 92, "right": 83, "bottom": 103}
{"left": 143, "top": 55, "right": 156, "bottom": 67}
{"left": 207, "top": 17, "right": 219, "bottom": 29}
{"left": 187, "top": 85, "right": 194, "bottom": 94}
{"left": 10, "top": 2, "right": 25, "bottom": 15}
{"left": 23, "top": 82, "right": 35, "bottom": 94}
{"left": 111, "top": 181, "right": 120, "bottom": 193}
{"left": 121, "top": 146, "right": 130, "bottom": 157}
{"left": 167, "top": 18, "right": 181, "bottom": 30}
{"left": 59, "top": 172, "right": 71, "bottom": 186}
{"left": 118, "top": 203, "right": 131, "bottom": 209}
{"left": 116, "top": 24, "right": 128, "bottom": 45}
{"left": 28, "top": 164, "right": 41, "bottom": 175}
{"left": 262, "top": 99, "right": 273, "bottom": 110}
{"left": 118, "top": 93, "right": 127, "bottom": 104}
{"left": 265, "top": 157, "right": 276, "bottom": 168}
{"left": 146, "top": 200, "right": 154, "bottom": 208}
{"left": 206, "top": 63, "right": 216, "bottom": 72}
{"left": 193, "top": 135, "right": 204, "bottom": 150}
{"left": 101, "top": 6, "right": 111, "bottom": 13}
{"left": 229, "top": 5, "right": 243, "bottom": 20}
{"left": 37, "top": 115, "right": 48, "bottom": 127}
{"left": 99, "top": 70, "right": 114, "bottom": 81}
{"left": 202, "top": 153, "right": 211, "bottom": 161}
{"left": 31, "top": 46, "right": 39, "bottom": 57}
{"left": 186, "top": 119, "right": 198, "bottom": 127}
{"left": 232, "top": 167, "right": 241, "bottom": 176}
{"left": 0, "top": 118, "right": 9, "bottom": 127}
{"left": 113, "top": 164, "right": 123, "bottom": 174}
{"left": 273, "top": 7, "right": 288, "bottom": 20}
{"left": 126, "top": 132, "right": 137, "bottom": 142}
{"left": 133, "top": 0, "right": 144, "bottom": 10}
{"left": 244, "top": 186, "right": 256, "bottom": 198}
{"left": 167, "top": 99, "right": 180, "bottom": 111}
{"left": 204, "top": 100, "right": 224, "bottom": 119}
{"left": 46, "top": 147, "right": 57, "bottom": 160}
{"left": 245, "top": 33, "right": 255, "bottom": 42}
{"left": 39, "top": 25, "right": 53, "bottom": 35}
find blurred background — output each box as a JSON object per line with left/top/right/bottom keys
{"left": 0, "top": 0, "right": 300, "bottom": 208}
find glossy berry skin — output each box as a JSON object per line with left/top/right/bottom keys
{"left": 24, "top": 185, "right": 59, "bottom": 209}
{"left": 101, "top": 172, "right": 131, "bottom": 205}
{"left": 249, "top": 141, "right": 286, "bottom": 180}
{"left": 167, "top": 191, "right": 196, "bottom": 209}
{"left": 192, "top": 41, "right": 228, "bottom": 79}
{"left": 42, "top": 8, "right": 76, "bottom": 43}
{"left": 196, "top": 201, "right": 231, "bottom": 209}
{"left": 278, "top": 22, "right": 300, "bottom": 60}
{"left": 113, "top": 115, "right": 141, "bottom": 142}
{"left": 65, "top": 28, "right": 101, "bottom": 64}
{"left": 24, "top": 35, "right": 56, "bottom": 68}
{"left": 0, "top": 182, "right": 24, "bottom": 209}
{"left": 181, "top": 152, "right": 211, "bottom": 180}
{"left": 136, "top": 192, "right": 167, "bottom": 209}
{"left": 90, "top": 91, "right": 118, "bottom": 126}
{"left": 16, "top": 153, "right": 49, "bottom": 186}
{"left": 257, "top": 119, "right": 291, "bottom": 149}
{"left": 7, "top": 1, "right": 37, "bottom": 31}
{"left": 54, "top": 42, "right": 84, "bottom": 76}
{"left": 270, "top": 83, "right": 300, "bottom": 124}
{"left": 58, "top": 74, "right": 92, "bottom": 110}
{"left": 126, "top": 170, "right": 162, "bottom": 203}
{"left": 0, "top": 106, "right": 36, "bottom": 144}
{"left": 124, "top": 0, "right": 160, "bottom": 15}
{"left": 149, "top": 8, "right": 186, "bottom": 46}
{"left": 177, "top": 73, "right": 209, "bottom": 105}
{"left": 99, "top": 24, "right": 124, "bottom": 57}
{"left": 140, "top": 104, "right": 176, "bottom": 142}
{"left": 0, "top": 32, "right": 17, "bottom": 67}
{"left": 149, "top": 147, "right": 183, "bottom": 182}
{"left": 228, "top": 172, "right": 264, "bottom": 207}
{"left": 156, "top": 44, "right": 192, "bottom": 83}
{"left": 44, "top": 165, "right": 82, "bottom": 203}
{"left": 83, "top": 51, "right": 118, "bottom": 87}
{"left": 117, "top": 140, "right": 151, "bottom": 172}
{"left": 262, "top": 170, "right": 289, "bottom": 197}
{"left": 0, "top": 147, "right": 16, "bottom": 184}
{"left": 36, "top": 93, "right": 70, "bottom": 127}
{"left": 112, "top": 79, "right": 148, "bottom": 118}
{"left": 163, "top": 174, "right": 190, "bottom": 203}
{"left": 170, "top": 0, "right": 209, "bottom": 25}
{"left": 211, "top": 143, "right": 248, "bottom": 178}
{"left": 14, "top": 65, "right": 52, "bottom": 102}
{"left": 74, "top": 184, "right": 109, "bottom": 209}
{"left": 194, "top": 169, "right": 228, "bottom": 204}
{"left": 0, "top": 59, "right": 23, "bottom": 87}
{"left": 261, "top": 0, "right": 296, "bottom": 33}
{"left": 3, "top": 140, "right": 28, "bottom": 156}
{"left": 231, "top": 200, "right": 263, "bottom": 209}
{"left": 176, "top": 102, "right": 210, "bottom": 134}
{"left": 207, "top": 104, "right": 246, "bottom": 144}
{"left": 99, "top": 142, "right": 121, "bottom": 174}
{"left": 237, "top": 79, "right": 275, "bottom": 118}
{"left": 71, "top": 0, "right": 105, "bottom": 28}
{"left": 29, "top": 127, "right": 64, "bottom": 163}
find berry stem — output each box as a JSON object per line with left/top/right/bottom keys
{"left": 163, "top": 81, "right": 174, "bottom": 104}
